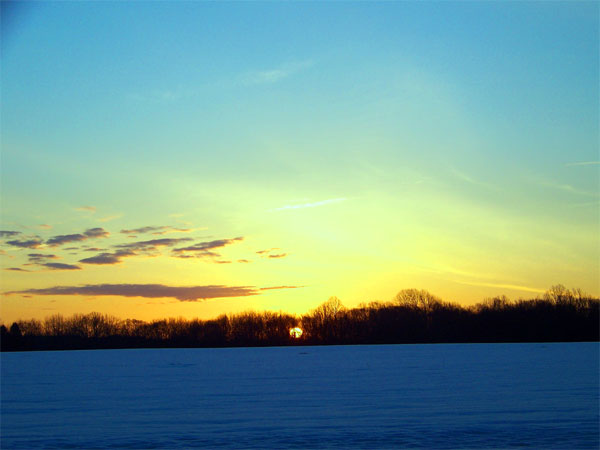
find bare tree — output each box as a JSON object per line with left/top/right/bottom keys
{"left": 394, "top": 289, "right": 440, "bottom": 312}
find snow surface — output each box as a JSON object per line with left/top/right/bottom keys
{"left": 1, "top": 343, "right": 598, "bottom": 449}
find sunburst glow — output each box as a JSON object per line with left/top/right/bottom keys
{"left": 289, "top": 327, "right": 303, "bottom": 339}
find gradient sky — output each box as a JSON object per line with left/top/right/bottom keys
{"left": 1, "top": 1, "right": 598, "bottom": 324}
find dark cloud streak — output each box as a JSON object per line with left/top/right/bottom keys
{"left": 5, "top": 283, "right": 262, "bottom": 301}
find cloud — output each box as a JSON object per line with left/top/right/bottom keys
{"left": 98, "top": 214, "right": 122, "bottom": 223}
{"left": 270, "top": 198, "right": 346, "bottom": 211}
{"left": 46, "top": 233, "right": 87, "bottom": 247}
{"left": 5, "top": 283, "right": 262, "bottom": 301}
{"left": 116, "top": 237, "right": 194, "bottom": 252}
{"left": 24, "top": 253, "right": 80, "bottom": 270}
{"left": 237, "top": 259, "right": 251, "bottom": 263}
{"left": 121, "top": 225, "right": 194, "bottom": 236}
{"left": 84, "top": 227, "right": 110, "bottom": 238}
{"left": 38, "top": 224, "right": 52, "bottom": 230}
{"left": 5, "top": 238, "right": 43, "bottom": 249}
{"left": 172, "top": 237, "right": 244, "bottom": 258}
{"left": 240, "top": 60, "right": 313, "bottom": 86}
{"left": 121, "top": 226, "right": 170, "bottom": 235}
{"left": 75, "top": 206, "right": 96, "bottom": 213}
{"left": 47, "top": 227, "right": 110, "bottom": 246}
{"left": 81, "top": 237, "right": 218, "bottom": 264}
{"left": 450, "top": 168, "right": 497, "bottom": 191}
{"left": 256, "top": 248, "right": 287, "bottom": 259}
{"left": 41, "top": 262, "right": 82, "bottom": 271}
{"left": 4, "top": 267, "right": 30, "bottom": 272}
{"left": 453, "top": 279, "right": 546, "bottom": 294}
{"left": 79, "top": 249, "right": 136, "bottom": 265}
{"left": 0, "top": 230, "right": 22, "bottom": 238}
{"left": 567, "top": 200, "right": 600, "bottom": 208}
{"left": 28, "top": 253, "right": 58, "bottom": 263}
{"left": 268, "top": 253, "right": 287, "bottom": 259}
{"left": 538, "top": 180, "right": 598, "bottom": 197}
{"left": 153, "top": 227, "right": 192, "bottom": 235}
{"left": 259, "top": 285, "right": 303, "bottom": 291}
{"left": 256, "top": 248, "right": 279, "bottom": 255}
{"left": 129, "top": 87, "right": 199, "bottom": 103}
{"left": 565, "top": 161, "right": 599, "bottom": 167}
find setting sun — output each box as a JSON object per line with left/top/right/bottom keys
{"left": 289, "top": 327, "right": 303, "bottom": 339}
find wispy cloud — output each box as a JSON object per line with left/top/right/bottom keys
{"left": 270, "top": 198, "right": 346, "bottom": 212}
{"left": 565, "top": 161, "right": 600, "bottom": 167}
{"left": 450, "top": 168, "right": 497, "bottom": 191}
{"left": 98, "top": 214, "right": 122, "bottom": 223}
{"left": 75, "top": 206, "right": 96, "bottom": 213}
{"left": 129, "top": 87, "right": 199, "bottom": 103}
{"left": 259, "top": 285, "right": 303, "bottom": 291}
{"left": 240, "top": 60, "right": 313, "bottom": 86}
{"left": 567, "top": 200, "right": 600, "bottom": 208}
{"left": 453, "top": 279, "right": 546, "bottom": 294}
{"left": 538, "top": 180, "right": 598, "bottom": 197}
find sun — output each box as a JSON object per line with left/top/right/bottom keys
{"left": 289, "top": 327, "right": 303, "bottom": 339}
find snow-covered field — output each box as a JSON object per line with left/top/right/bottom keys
{"left": 1, "top": 343, "right": 598, "bottom": 449}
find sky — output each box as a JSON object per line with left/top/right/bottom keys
{"left": 1, "top": 1, "right": 598, "bottom": 324}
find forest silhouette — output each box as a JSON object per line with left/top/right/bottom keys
{"left": 1, "top": 285, "right": 598, "bottom": 351}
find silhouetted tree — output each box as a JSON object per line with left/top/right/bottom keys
{"left": 394, "top": 289, "right": 440, "bottom": 312}
{"left": 9, "top": 322, "right": 22, "bottom": 338}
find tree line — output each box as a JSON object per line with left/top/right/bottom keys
{"left": 1, "top": 285, "right": 598, "bottom": 351}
